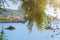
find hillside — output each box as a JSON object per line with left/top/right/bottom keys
{"left": 0, "top": 8, "right": 25, "bottom": 23}
{"left": 0, "top": 8, "right": 24, "bottom": 17}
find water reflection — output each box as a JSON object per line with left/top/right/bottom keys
{"left": 0, "top": 25, "right": 7, "bottom": 40}
{"left": 0, "top": 29, "right": 5, "bottom": 40}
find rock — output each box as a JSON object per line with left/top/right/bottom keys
{"left": 5, "top": 26, "right": 15, "bottom": 30}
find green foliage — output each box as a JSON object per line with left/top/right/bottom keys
{"left": 21, "top": 0, "right": 47, "bottom": 31}
{"left": 0, "top": 18, "right": 9, "bottom": 21}
{"left": 0, "top": 0, "right": 9, "bottom": 15}
{"left": 0, "top": 8, "right": 6, "bottom": 12}
{"left": 0, "top": 25, "right": 8, "bottom": 40}
{"left": 27, "top": 21, "right": 33, "bottom": 32}
{"left": 0, "top": 30, "right": 4, "bottom": 40}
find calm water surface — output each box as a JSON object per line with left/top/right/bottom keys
{"left": 0, "top": 23, "right": 60, "bottom": 40}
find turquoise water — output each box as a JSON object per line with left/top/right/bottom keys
{"left": 0, "top": 23, "right": 60, "bottom": 40}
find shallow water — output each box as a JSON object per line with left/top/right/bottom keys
{"left": 0, "top": 23, "right": 60, "bottom": 40}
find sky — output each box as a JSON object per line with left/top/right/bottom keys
{"left": 4, "top": 0, "right": 22, "bottom": 10}
{"left": 45, "top": 3, "right": 60, "bottom": 19}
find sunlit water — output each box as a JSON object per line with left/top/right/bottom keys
{"left": 0, "top": 22, "right": 60, "bottom": 40}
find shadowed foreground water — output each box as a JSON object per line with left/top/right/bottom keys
{"left": 0, "top": 23, "right": 60, "bottom": 40}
